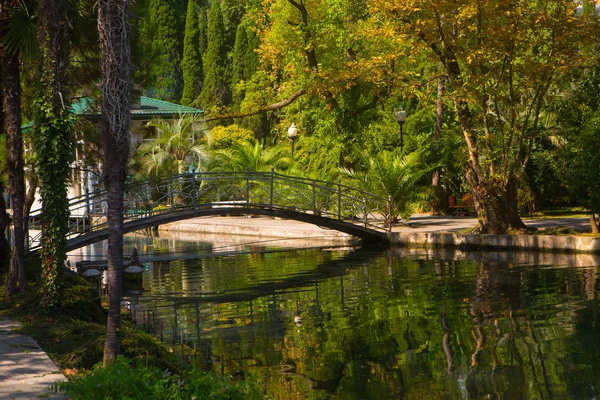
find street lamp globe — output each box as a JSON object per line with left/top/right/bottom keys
{"left": 288, "top": 123, "right": 299, "bottom": 155}
{"left": 394, "top": 106, "right": 407, "bottom": 151}
{"left": 395, "top": 106, "right": 407, "bottom": 125}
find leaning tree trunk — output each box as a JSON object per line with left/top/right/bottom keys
{"left": 98, "top": 0, "right": 132, "bottom": 365}
{"left": 1, "top": 29, "right": 27, "bottom": 296}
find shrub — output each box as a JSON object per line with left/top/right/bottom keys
{"left": 58, "top": 356, "right": 265, "bottom": 400}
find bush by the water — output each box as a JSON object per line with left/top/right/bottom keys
{"left": 58, "top": 356, "right": 265, "bottom": 400}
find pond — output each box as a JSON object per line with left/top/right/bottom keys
{"left": 73, "top": 234, "right": 600, "bottom": 399}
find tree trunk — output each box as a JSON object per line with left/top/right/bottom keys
{"left": 431, "top": 72, "right": 445, "bottom": 215}
{"left": 590, "top": 206, "right": 599, "bottom": 234}
{"left": 0, "top": 186, "right": 10, "bottom": 271}
{"left": 98, "top": 0, "right": 131, "bottom": 365}
{"left": 1, "top": 40, "right": 27, "bottom": 296}
{"left": 467, "top": 169, "right": 525, "bottom": 234}
{"left": 36, "top": 0, "right": 72, "bottom": 309}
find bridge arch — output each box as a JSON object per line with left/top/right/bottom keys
{"left": 28, "top": 171, "right": 391, "bottom": 253}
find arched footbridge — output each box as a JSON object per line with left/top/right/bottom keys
{"left": 27, "top": 171, "right": 393, "bottom": 253}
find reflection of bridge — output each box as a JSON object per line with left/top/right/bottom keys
{"left": 28, "top": 171, "right": 392, "bottom": 253}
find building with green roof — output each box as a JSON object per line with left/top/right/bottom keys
{"left": 22, "top": 96, "right": 204, "bottom": 131}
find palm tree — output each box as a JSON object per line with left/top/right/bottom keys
{"left": 1, "top": 0, "right": 36, "bottom": 297}
{"left": 134, "top": 115, "right": 209, "bottom": 178}
{"left": 207, "top": 140, "right": 291, "bottom": 173}
{"left": 98, "top": 0, "right": 132, "bottom": 365}
{"left": 342, "top": 150, "right": 431, "bottom": 223}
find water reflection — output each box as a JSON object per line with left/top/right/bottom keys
{"left": 86, "top": 235, "right": 600, "bottom": 399}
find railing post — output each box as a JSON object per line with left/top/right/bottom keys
{"left": 147, "top": 183, "right": 152, "bottom": 216}
{"left": 337, "top": 180, "right": 342, "bottom": 220}
{"left": 388, "top": 195, "right": 393, "bottom": 232}
{"left": 246, "top": 172, "right": 250, "bottom": 205}
{"left": 312, "top": 181, "right": 316, "bottom": 214}
{"left": 363, "top": 198, "right": 368, "bottom": 227}
{"left": 170, "top": 181, "right": 175, "bottom": 210}
{"left": 269, "top": 167, "right": 274, "bottom": 208}
{"left": 191, "top": 169, "right": 197, "bottom": 210}
{"left": 86, "top": 183, "right": 91, "bottom": 234}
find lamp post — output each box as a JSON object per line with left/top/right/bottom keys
{"left": 288, "top": 123, "right": 299, "bottom": 156}
{"left": 395, "top": 105, "right": 407, "bottom": 152}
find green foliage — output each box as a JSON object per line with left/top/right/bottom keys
{"left": 197, "top": 1, "right": 209, "bottom": 54}
{"left": 557, "top": 58, "right": 600, "bottom": 216}
{"left": 232, "top": 19, "right": 260, "bottom": 108}
{"left": 0, "top": 0, "right": 38, "bottom": 59}
{"left": 231, "top": 23, "right": 248, "bottom": 107}
{"left": 199, "top": 0, "right": 230, "bottom": 108}
{"left": 181, "top": 0, "right": 204, "bottom": 106}
{"left": 58, "top": 356, "right": 264, "bottom": 400}
{"left": 148, "top": 0, "right": 183, "bottom": 102}
{"left": 132, "top": 115, "right": 209, "bottom": 178}
{"left": 208, "top": 140, "right": 291, "bottom": 173}
{"left": 341, "top": 150, "right": 431, "bottom": 221}
{"left": 32, "top": 94, "right": 75, "bottom": 310}
{"left": 208, "top": 124, "right": 255, "bottom": 149}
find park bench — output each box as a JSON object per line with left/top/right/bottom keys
{"left": 448, "top": 194, "right": 475, "bottom": 216}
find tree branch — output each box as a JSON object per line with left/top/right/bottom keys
{"left": 205, "top": 89, "right": 306, "bottom": 121}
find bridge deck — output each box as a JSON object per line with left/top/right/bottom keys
{"left": 27, "top": 171, "right": 392, "bottom": 253}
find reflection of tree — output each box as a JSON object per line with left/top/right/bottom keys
{"left": 440, "top": 314, "right": 454, "bottom": 373}
{"left": 126, "top": 243, "right": 600, "bottom": 399}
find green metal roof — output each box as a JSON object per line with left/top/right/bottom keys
{"left": 22, "top": 96, "right": 204, "bottom": 131}
{"left": 75, "top": 96, "right": 204, "bottom": 120}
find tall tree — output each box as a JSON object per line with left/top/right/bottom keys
{"left": 0, "top": 0, "right": 28, "bottom": 296}
{"left": 181, "top": 0, "right": 204, "bottom": 106}
{"left": 198, "top": 0, "right": 209, "bottom": 55}
{"left": 148, "top": 0, "right": 183, "bottom": 102}
{"left": 34, "top": 0, "right": 74, "bottom": 308}
{"left": 367, "top": 0, "right": 598, "bottom": 233}
{"left": 231, "top": 22, "right": 248, "bottom": 108}
{"left": 199, "top": 0, "right": 230, "bottom": 108}
{"left": 231, "top": 18, "right": 260, "bottom": 107}
{"left": 97, "top": 0, "right": 132, "bottom": 364}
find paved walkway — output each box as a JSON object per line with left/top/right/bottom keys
{"left": 159, "top": 214, "right": 592, "bottom": 238}
{"left": 0, "top": 318, "right": 65, "bottom": 400}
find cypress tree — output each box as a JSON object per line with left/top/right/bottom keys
{"left": 231, "top": 20, "right": 259, "bottom": 107}
{"left": 199, "top": 0, "right": 230, "bottom": 108}
{"left": 221, "top": 0, "right": 245, "bottom": 51}
{"left": 243, "top": 25, "right": 259, "bottom": 82}
{"left": 231, "top": 23, "right": 247, "bottom": 107}
{"left": 148, "top": 0, "right": 183, "bottom": 102}
{"left": 181, "top": 0, "right": 203, "bottom": 106}
{"left": 198, "top": 0, "right": 208, "bottom": 54}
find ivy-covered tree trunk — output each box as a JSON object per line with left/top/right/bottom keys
{"left": 98, "top": 0, "right": 132, "bottom": 365}
{"left": 35, "top": 0, "right": 73, "bottom": 309}
{"left": 0, "top": 21, "right": 27, "bottom": 296}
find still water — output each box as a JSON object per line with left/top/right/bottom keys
{"left": 76, "top": 234, "right": 600, "bottom": 399}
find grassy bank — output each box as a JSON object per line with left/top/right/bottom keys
{"left": 0, "top": 259, "right": 265, "bottom": 399}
